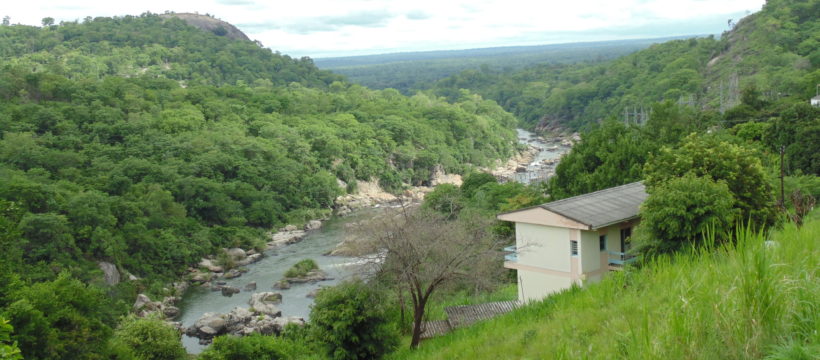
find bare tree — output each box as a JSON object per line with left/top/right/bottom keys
{"left": 355, "top": 205, "right": 503, "bottom": 348}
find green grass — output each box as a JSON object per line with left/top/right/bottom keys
{"left": 394, "top": 215, "right": 819, "bottom": 359}
{"left": 284, "top": 259, "right": 319, "bottom": 278}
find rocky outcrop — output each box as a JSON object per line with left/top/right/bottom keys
{"left": 267, "top": 228, "right": 307, "bottom": 249}
{"left": 305, "top": 220, "right": 322, "bottom": 231}
{"left": 133, "top": 293, "right": 182, "bottom": 320}
{"left": 221, "top": 286, "right": 240, "bottom": 297}
{"left": 185, "top": 307, "right": 305, "bottom": 344}
{"left": 98, "top": 261, "right": 120, "bottom": 286}
{"left": 248, "top": 292, "right": 282, "bottom": 317}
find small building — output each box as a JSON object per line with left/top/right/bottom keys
{"left": 498, "top": 182, "right": 647, "bottom": 302}
{"left": 811, "top": 95, "right": 820, "bottom": 107}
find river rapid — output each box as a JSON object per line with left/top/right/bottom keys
{"left": 176, "top": 129, "right": 565, "bottom": 354}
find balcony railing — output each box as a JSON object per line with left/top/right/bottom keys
{"left": 608, "top": 251, "right": 636, "bottom": 266}
{"left": 503, "top": 245, "right": 517, "bottom": 262}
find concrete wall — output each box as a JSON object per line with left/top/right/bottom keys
{"left": 515, "top": 222, "right": 570, "bottom": 272}
{"left": 517, "top": 270, "right": 574, "bottom": 302}
{"left": 579, "top": 230, "right": 600, "bottom": 273}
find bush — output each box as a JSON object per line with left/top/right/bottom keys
{"left": 111, "top": 316, "right": 186, "bottom": 360}
{"left": 635, "top": 174, "right": 737, "bottom": 256}
{"left": 284, "top": 259, "right": 318, "bottom": 278}
{"left": 310, "top": 279, "right": 398, "bottom": 360}
{"left": 198, "top": 334, "right": 314, "bottom": 360}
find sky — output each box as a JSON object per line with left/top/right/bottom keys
{"left": 7, "top": 0, "right": 766, "bottom": 58}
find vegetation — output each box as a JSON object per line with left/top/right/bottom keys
{"left": 111, "top": 316, "right": 187, "bottom": 360}
{"left": 283, "top": 259, "right": 319, "bottom": 279}
{"left": 310, "top": 280, "right": 399, "bottom": 360}
{"left": 198, "top": 333, "right": 318, "bottom": 360}
{"left": 316, "top": 37, "right": 681, "bottom": 94}
{"left": 0, "top": 317, "right": 21, "bottom": 360}
{"left": 395, "top": 211, "right": 820, "bottom": 360}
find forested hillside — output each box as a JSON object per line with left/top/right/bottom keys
{"left": 428, "top": 0, "right": 819, "bottom": 130}
{"left": 0, "top": 13, "right": 516, "bottom": 289}
{"left": 315, "top": 37, "right": 686, "bottom": 93}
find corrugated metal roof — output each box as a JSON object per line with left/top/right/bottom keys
{"left": 541, "top": 182, "right": 647, "bottom": 229}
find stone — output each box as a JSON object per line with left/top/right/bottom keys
{"left": 244, "top": 282, "right": 257, "bottom": 291}
{"left": 133, "top": 294, "right": 153, "bottom": 311}
{"left": 198, "top": 258, "right": 224, "bottom": 273}
{"left": 283, "top": 224, "right": 297, "bottom": 231}
{"left": 272, "top": 280, "right": 291, "bottom": 290}
{"left": 226, "top": 248, "right": 246, "bottom": 261}
{"left": 248, "top": 292, "right": 282, "bottom": 317}
{"left": 221, "top": 286, "right": 240, "bottom": 297}
{"left": 190, "top": 271, "right": 212, "bottom": 284}
{"left": 200, "top": 326, "right": 217, "bottom": 336}
{"left": 98, "top": 261, "right": 120, "bottom": 286}
{"left": 305, "top": 220, "right": 322, "bottom": 231}
{"left": 236, "top": 253, "right": 263, "bottom": 266}
{"left": 163, "top": 306, "right": 180, "bottom": 319}
{"left": 223, "top": 269, "right": 243, "bottom": 279}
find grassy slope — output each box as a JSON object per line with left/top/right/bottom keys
{"left": 396, "top": 214, "right": 819, "bottom": 359}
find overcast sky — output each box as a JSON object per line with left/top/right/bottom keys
{"left": 8, "top": 0, "right": 765, "bottom": 58}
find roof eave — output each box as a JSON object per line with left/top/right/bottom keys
{"left": 591, "top": 215, "right": 640, "bottom": 231}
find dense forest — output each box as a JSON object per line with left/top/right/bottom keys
{"left": 427, "top": 0, "right": 820, "bottom": 130}
{"left": 0, "top": 0, "right": 818, "bottom": 358}
{"left": 0, "top": 13, "right": 522, "bottom": 359}
{"left": 315, "top": 37, "right": 687, "bottom": 93}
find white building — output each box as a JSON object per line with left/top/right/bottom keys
{"left": 811, "top": 95, "right": 820, "bottom": 107}
{"left": 498, "top": 182, "right": 647, "bottom": 302}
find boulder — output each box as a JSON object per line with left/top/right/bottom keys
{"left": 272, "top": 280, "right": 291, "bottom": 290}
{"left": 133, "top": 294, "right": 157, "bottom": 312}
{"left": 248, "top": 292, "right": 282, "bottom": 317}
{"left": 163, "top": 306, "right": 180, "bottom": 319}
{"left": 236, "top": 253, "right": 262, "bottom": 266}
{"left": 223, "top": 269, "right": 243, "bottom": 279}
{"left": 226, "top": 248, "right": 246, "bottom": 261}
{"left": 98, "top": 261, "right": 120, "bottom": 286}
{"left": 284, "top": 270, "right": 331, "bottom": 284}
{"left": 190, "top": 270, "right": 213, "bottom": 284}
{"left": 198, "top": 258, "right": 224, "bottom": 273}
{"left": 221, "top": 286, "right": 240, "bottom": 297}
{"left": 283, "top": 224, "right": 297, "bottom": 231}
{"left": 305, "top": 220, "right": 322, "bottom": 231}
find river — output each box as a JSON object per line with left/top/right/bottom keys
{"left": 176, "top": 129, "right": 565, "bottom": 354}
{"left": 510, "top": 128, "right": 571, "bottom": 184}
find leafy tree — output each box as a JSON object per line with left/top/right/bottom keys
{"left": 644, "top": 133, "right": 776, "bottom": 227}
{"left": 111, "top": 316, "right": 186, "bottom": 360}
{"left": 634, "top": 174, "right": 737, "bottom": 256}
{"left": 310, "top": 279, "right": 398, "bottom": 359}
{"left": 0, "top": 317, "right": 22, "bottom": 360}
{"left": 550, "top": 121, "right": 657, "bottom": 199}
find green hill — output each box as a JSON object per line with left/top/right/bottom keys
{"left": 428, "top": 0, "right": 819, "bottom": 130}
{"left": 0, "top": 13, "right": 517, "bottom": 285}
{"left": 396, "top": 214, "right": 820, "bottom": 359}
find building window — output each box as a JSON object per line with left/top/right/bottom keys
{"left": 599, "top": 235, "right": 607, "bottom": 251}
{"left": 570, "top": 240, "right": 578, "bottom": 256}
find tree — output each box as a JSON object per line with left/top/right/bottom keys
{"left": 359, "top": 207, "right": 501, "bottom": 348}
{"left": 309, "top": 279, "right": 398, "bottom": 360}
{"left": 40, "top": 17, "right": 54, "bottom": 27}
{"left": 111, "top": 316, "right": 186, "bottom": 360}
{"left": 198, "top": 333, "right": 309, "bottom": 360}
{"left": 550, "top": 121, "right": 657, "bottom": 199}
{"left": 644, "top": 133, "right": 776, "bottom": 227}
{"left": 0, "top": 317, "right": 22, "bottom": 360}
{"left": 634, "top": 174, "right": 737, "bottom": 256}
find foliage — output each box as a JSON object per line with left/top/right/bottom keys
{"left": 634, "top": 174, "right": 737, "bottom": 256}
{"left": 549, "top": 121, "right": 657, "bottom": 199}
{"left": 0, "top": 14, "right": 517, "bottom": 288}
{"left": 310, "top": 279, "right": 398, "bottom": 360}
{"left": 111, "top": 316, "right": 186, "bottom": 360}
{"left": 283, "top": 259, "right": 319, "bottom": 278}
{"left": 198, "top": 333, "right": 319, "bottom": 360}
{"left": 0, "top": 317, "right": 21, "bottom": 360}
{"left": 395, "top": 210, "right": 820, "bottom": 360}
{"left": 1, "top": 272, "right": 121, "bottom": 360}
{"left": 644, "top": 133, "right": 775, "bottom": 227}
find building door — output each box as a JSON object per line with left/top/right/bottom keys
{"left": 620, "top": 227, "right": 632, "bottom": 253}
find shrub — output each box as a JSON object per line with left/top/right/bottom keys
{"left": 111, "top": 316, "right": 186, "bottom": 360}
{"left": 310, "top": 279, "right": 398, "bottom": 360}
{"left": 284, "top": 259, "right": 318, "bottom": 278}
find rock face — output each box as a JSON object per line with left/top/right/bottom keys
{"left": 133, "top": 293, "right": 181, "bottom": 319}
{"left": 98, "top": 261, "right": 120, "bottom": 286}
{"left": 160, "top": 13, "right": 251, "bottom": 41}
{"left": 248, "top": 292, "right": 282, "bottom": 317}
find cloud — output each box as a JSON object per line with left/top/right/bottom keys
{"left": 243, "top": 10, "right": 394, "bottom": 35}
{"left": 216, "top": 0, "right": 254, "bottom": 5}
{"left": 405, "top": 10, "right": 429, "bottom": 20}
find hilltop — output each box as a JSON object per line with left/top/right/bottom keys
{"left": 160, "top": 12, "right": 251, "bottom": 42}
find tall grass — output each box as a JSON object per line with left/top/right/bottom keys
{"left": 394, "top": 216, "right": 819, "bottom": 359}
